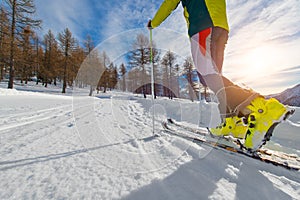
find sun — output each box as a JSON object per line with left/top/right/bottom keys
{"left": 236, "top": 44, "right": 280, "bottom": 83}
{"left": 223, "top": 43, "right": 285, "bottom": 94}
{"left": 245, "top": 46, "right": 275, "bottom": 74}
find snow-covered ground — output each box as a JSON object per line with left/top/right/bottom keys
{"left": 0, "top": 81, "right": 299, "bottom": 200}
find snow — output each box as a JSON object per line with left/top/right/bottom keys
{"left": 260, "top": 171, "right": 300, "bottom": 199}
{"left": 0, "top": 81, "right": 299, "bottom": 199}
{"left": 209, "top": 178, "right": 237, "bottom": 200}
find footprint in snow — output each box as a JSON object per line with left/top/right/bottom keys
{"left": 225, "top": 164, "right": 240, "bottom": 180}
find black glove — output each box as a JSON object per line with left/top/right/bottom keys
{"left": 147, "top": 20, "right": 153, "bottom": 30}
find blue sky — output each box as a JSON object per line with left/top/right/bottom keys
{"left": 34, "top": 0, "right": 300, "bottom": 95}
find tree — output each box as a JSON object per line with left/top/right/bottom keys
{"left": 42, "top": 30, "right": 52, "bottom": 86}
{"left": 97, "top": 51, "right": 111, "bottom": 93}
{"left": 161, "top": 50, "right": 177, "bottom": 99}
{"left": 4, "top": 0, "right": 41, "bottom": 89}
{"left": 77, "top": 46, "right": 102, "bottom": 96}
{"left": 42, "top": 30, "right": 57, "bottom": 86}
{"left": 119, "top": 63, "right": 126, "bottom": 92}
{"left": 174, "top": 64, "right": 180, "bottom": 98}
{"left": 18, "top": 26, "right": 35, "bottom": 84}
{"left": 127, "top": 66, "right": 139, "bottom": 93}
{"left": 32, "top": 33, "right": 43, "bottom": 85}
{"left": 83, "top": 34, "right": 97, "bottom": 96}
{"left": 58, "top": 28, "right": 75, "bottom": 93}
{"left": 0, "top": 7, "right": 10, "bottom": 81}
{"left": 71, "top": 44, "right": 85, "bottom": 87}
{"left": 84, "top": 34, "right": 94, "bottom": 54}
{"left": 98, "top": 68, "right": 109, "bottom": 93}
{"left": 183, "top": 57, "right": 198, "bottom": 102}
{"left": 108, "top": 63, "right": 118, "bottom": 90}
{"left": 127, "top": 33, "right": 151, "bottom": 98}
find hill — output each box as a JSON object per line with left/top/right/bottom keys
{"left": 267, "top": 84, "right": 300, "bottom": 107}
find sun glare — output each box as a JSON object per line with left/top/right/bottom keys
{"left": 228, "top": 43, "right": 285, "bottom": 90}
{"left": 243, "top": 45, "right": 276, "bottom": 77}
{"left": 224, "top": 43, "right": 286, "bottom": 94}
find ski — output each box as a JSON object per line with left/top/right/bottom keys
{"left": 162, "top": 120, "right": 300, "bottom": 171}
{"left": 166, "top": 118, "right": 242, "bottom": 146}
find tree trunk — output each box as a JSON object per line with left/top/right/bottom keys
{"left": 62, "top": 57, "right": 67, "bottom": 93}
{"left": 0, "top": 65, "right": 3, "bottom": 81}
{"left": 89, "top": 85, "right": 93, "bottom": 96}
{"left": 8, "top": 0, "right": 16, "bottom": 89}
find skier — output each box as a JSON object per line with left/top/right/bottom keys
{"left": 148, "top": 0, "right": 294, "bottom": 151}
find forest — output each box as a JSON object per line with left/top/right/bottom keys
{"left": 0, "top": 0, "right": 207, "bottom": 101}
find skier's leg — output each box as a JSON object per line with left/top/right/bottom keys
{"left": 191, "top": 28, "right": 259, "bottom": 118}
{"left": 191, "top": 27, "right": 295, "bottom": 149}
{"left": 203, "top": 74, "right": 260, "bottom": 117}
{"left": 190, "top": 28, "right": 227, "bottom": 117}
{"left": 191, "top": 27, "right": 257, "bottom": 139}
{"left": 210, "top": 27, "right": 228, "bottom": 73}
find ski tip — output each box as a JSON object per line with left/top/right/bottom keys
{"left": 167, "top": 118, "right": 174, "bottom": 123}
{"left": 284, "top": 108, "right": 295, "bottom": 121}
{"left": 206, "top": 127, "right": 216, "bottom": 138}
{"left": 162, "top": 121, "right": 168, "bottom": 129}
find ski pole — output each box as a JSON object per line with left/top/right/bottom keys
{"left": 150, "top": 28, "right": 155, "bottom": 135}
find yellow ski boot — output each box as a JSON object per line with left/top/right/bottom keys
{"left": 244, "top": 97, "right": 295, "bottom": 151}
{"left": 210, "top": 116, "right": 248, "bottom": 139}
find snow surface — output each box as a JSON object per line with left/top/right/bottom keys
{"left": 0, "top": 82, "right": 299, "bottom": 200}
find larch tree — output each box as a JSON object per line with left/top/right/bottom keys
{"left": 58, "top": 28, "right": 75, "bottom": 93}
{"left": 42, "top": 29, "right": 59, "bottom": 87}
{"left": 71, "top": 44, "right": 85, "bottom": 87}
{"left": 67, "top": 41, "right": 83, "bottom": 87}
{"left": 4, "top": 0, "right": 41, "bottom": 89}
{"left": 19, "top": 26, "right": 35, "bottom": 84}
{"left": 97, "top": 51, "right": 111, "bottom": 93}
{"left": 0, "top": 7, "right": 10, "bottom": 81}
{"left": 161, "top": 50, "right": 177, "bottom": 99}
{"left": 31, "top": 32, "right": 42, "bottom": 85}
{"left": 108, "top": 63, "right": 118, "bottom": 90}
{"left": 128, "top": 33, "right": 151, "bottom": 98}
{"left": 183, "top": 57, "right": 198, "bottom": 102}
{"left": 83, "top": 34, "right": 98, "bottom": 96}
{"left": 119, "top": 63, "right": 126, "bottom": 92}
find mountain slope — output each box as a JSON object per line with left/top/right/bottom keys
{"left": 267, "top": 84, "right": 300, "bottom": 106}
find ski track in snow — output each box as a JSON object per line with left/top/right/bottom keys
{"left": 0, "top": 85, "right": 300, "bottom": 200}
{"left": 0, "top": 89, "right": 193, "bottom": 199}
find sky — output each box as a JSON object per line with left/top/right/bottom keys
{"left": 32, "top": 0, "right": 300, "bottom": 95}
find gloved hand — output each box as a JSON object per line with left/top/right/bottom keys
{"left": 147, "top": 20, "right": 153, "bottom": 30}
